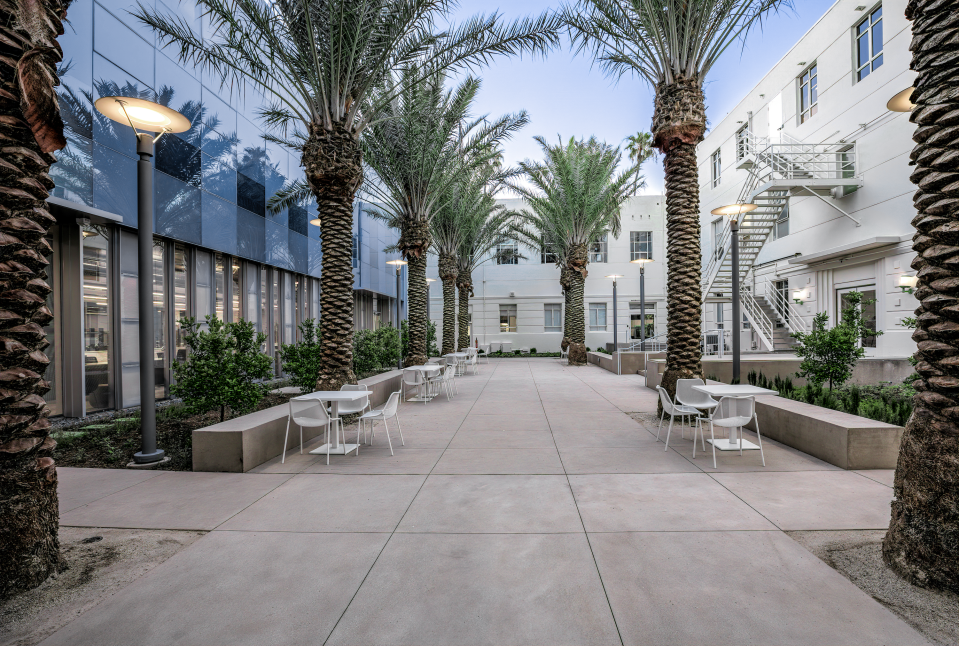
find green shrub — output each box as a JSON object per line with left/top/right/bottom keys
{"left": 399, "top": 320, "right": 439, "bottom": 361}
{"left": 172, "top": 315, "right": 273, "bottom": 422}
{"left": 353, "top": 326, "right": 400, "bottom": 376}
{"left": 280, "top": 318, "right": 323, "bottom": 393}
{"left": 530, "top": 347, "right": 537, "bottom": 354}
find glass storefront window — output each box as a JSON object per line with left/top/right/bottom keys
{"left": 153, "top": 239, "right": 167, "bottom": 398}
{"left": 215, "top": 252, "right": 225, "bottom": 320}
{"left": 231, "top": 257, "right": 241, "bottom": 322}
{"left": 273, "top": 269, "right": 280, "bottom": 374}
{"left": 82, "top": 225, "right": 113, "bottom": 412}
{"left": 260, "top": 265, "right": 268, "bottom": 348}
{"left": 294, "top": 276, "right": 300, "bottom": 340}
{"left": 174, "top": 244, "right": 189, "bottom": 363}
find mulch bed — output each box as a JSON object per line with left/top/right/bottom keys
{"left": 52, "top": 392, "right": 296, "bottom": 471}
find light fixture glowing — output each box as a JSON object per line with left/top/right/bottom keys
{"left": 630, "top": 257, "right": 654, "bottom": 264}
{"left": 793, "top": 289, "right": 808, "bottom": 304}
{"left": 309, "top": 216, "right": 321, "bottom": 227}
{"left": 426, "top": 277, "right": 437, "bottom": 282}
{"left": 710, "top": 203, "right": 758, "bottom": 216}
{"left": 94, "top": 96, "right": 190, "bottom": 134}
{"left": 887, "top": 88, "right": 916, "bottom": 113}
{"left": 900, "top": 275, "right": 918, "bottom": 293}
{"left": 605, "top": 274, "right": 624, "bottom": 279}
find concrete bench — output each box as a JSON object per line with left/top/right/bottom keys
{"left": 747, "top": 395, "right": 903, "bottom": 470}
{"left": 192, "top": 370, "right": 403, "bottom": 472}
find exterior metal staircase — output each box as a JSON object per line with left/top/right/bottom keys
{"left": 703, "top": 130, "right": 861, "bottom": 350}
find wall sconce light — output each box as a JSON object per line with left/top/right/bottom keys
{"left": 899, "top": 275, "right": 918, "bottom": 294}
{"left": 793, "top": 289, "right": 808, "bottom": 305}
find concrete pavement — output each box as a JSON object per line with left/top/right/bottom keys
{"left": 47, "top": 358, "right": 925, "bottom": 645}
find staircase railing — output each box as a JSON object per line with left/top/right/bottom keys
{"left": 740, "top": 287, "right": 774, "bottom": 351}
{"left": 623, "top": 332, "right": 667, "bottom": 353}
{"left": 754, "top": 274, "right": 809, "bottom": 336}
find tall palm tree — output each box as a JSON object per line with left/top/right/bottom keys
{"left": 137, "top": 0, "right": 559, "bottom": 390}
{"left": 565, "top": 0, "right": 789, "bottom": 392}
{"left": 624, "top": 130, "right": 656, "bottom": 194}
{"left": 0, "top": 0, "right": 71, "bottom": 600}
{"left": 883, "top": 0, "right": 959, "bottom": 594}
{"left": 456, "top": 194, "right": 515, "bottom": 352}
{"left": 362, "top": 72, "right": 527, "bottom": 366}
{"left": 511, "top": 136, "right": 638, "bottom": 365}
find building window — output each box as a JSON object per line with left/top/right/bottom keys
{"left": 152, "top": 239, "right": 167, "bottom": 399}
{"left": 712, "top": 218, "right": 725, "bottom": 261}
{"left": 589, "top": 233, "right": 608, "bottom": 263}
{"left": 499, "top": 304, "right": 517, "bottom": 332}
{"left": 736, "top": 124, "right": 750, "bottom": 161}
{"left": 742, "top": 312, "right": 751, "bottom": 330}
{"left": 497, "top": 242, "right": 518, "bottom": 265}
{"left": 541, "top": 243, "right": 557, "bottom": 264}
{"left": 710, "top": 149, "right": 721, "bottom": 187}
{"left": 214, "top": 252, "right": 226, "bottom": 320}
{"left": 630, "top": 313, "right": 654, "bottom": 339}
{"left": 630, "top": 231, "right": 652, "bottom": 261}
{"left": 856, "top": 6, "right": 883, "bottom": 82}
{"left": 799, "top": 64, "right": 818, "bottom": 123}
{"left": 351, "top": 234, "right": 358, "bottom": 268}
{"left": 715, "top": 302, "right": 724, "bottom": 330}
{"left": 544, "top": 303, "right": 562, "bottom": 332}
{"left": 174, "top": 244, "right": 190, "bottom": 364}
{"left": 589, "top": 302, "right": 607, "bottom": 331}
{"left": 82, "top": 225, "right": 114, "bottom": 412}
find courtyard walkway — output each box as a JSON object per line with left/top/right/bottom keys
{"left": 48, "top": 359, "right": 925, "bottom": 645}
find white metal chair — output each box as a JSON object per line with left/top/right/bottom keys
{"left": 402, "top": 368, "right": 424, "bottom": 403}
{"left": 359, "top": 391, "right": 404, "bottom": 455}
{"left": 478, "top": 344, "right": 490, "bottom": 363}
{"left": 697, "top": 395, "right": 765, "bottom": 469}
{"left": 429, "top": 364, "right": 456, "bottom": 400}
{"left": 657, "top": 386, "right": 700, "bottom": 450}
{"left": 283, "top": 398, "right": 335, "bottom": 464}
{"left": 338, "top": 384, "right": 371, "bottom": 444}
{"left": 676, "top": 378, "right": 719, "bottom": 423}
{"left": 465, "top": 350, "right": 479, "bottom": 375}
{"left": 560, "top": 346, "right": 569, "bottom": 364}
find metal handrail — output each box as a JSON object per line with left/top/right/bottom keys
{"left": 702, "top": 328, "right": 727, "bottom": 357}
{"left": 754, "top": 274, "right": 808, "bottom": 336}
{"left": 740, "top": 286, "right": 773, "bottom": 351}
{"left": 623, "top": 332, "right": 667, "bottom": 353}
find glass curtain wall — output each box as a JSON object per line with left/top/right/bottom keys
{"left": 174, "top": 244, "right": 190, "bottom": 363}
{"left": 82, "top": 225, "right": 113, "bottom": 412}
{"left": 231, "top": 258, "right": 242, "bottom": 322}
{"left": 214, "top": 252, "right": 226, "bottom": 320}
{"left": 260, "top": 266, "right": 269, "bottom": 352}
{"left": 273, "top": 270, "right": 280, "bottom": 374}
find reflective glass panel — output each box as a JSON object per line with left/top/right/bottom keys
{"left": 231, "top": 258, "right": 241, "bottom": 322}
{"left": 174, "top": 244, "right": 189, "bottom": 364}
{"left": 156, "top": 172, "right": 202, "bottom": 244}
{"left": 215, "top": 252, "right": 226, "bottom": 320}
{"left": 51, "top": 134, "right": 94, "bottom": 206}
{"left": 93, "top": 3, "right": 154, "bottom": 87}
{"left": 153, "top": 239, "right": 167, "bottom": 398}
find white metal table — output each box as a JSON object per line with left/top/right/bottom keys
{"left": 405, "top": 364, "right": 442, "bottom": 402}
{"left": 294, "top": 391, "right": 369, "bottom": 456}
{"left": 444, "top": 352, "right": 469, "bottom": 376}
{"left": 691, "top": 384, "right": 777, "bottom": 451}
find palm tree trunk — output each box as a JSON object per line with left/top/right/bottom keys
{"left": 303, "top": 122, "right": 360, "bottom": 391}
{"left": 566, "top": 244, "right": 588, "bottom": 365}
{"left": 560, "top": 265, "right": 573, "bottom": 351}
{"left": 883, "top": 0, "right": 959, "bottom": 594}
{"left": 0, "top": 0, "right": 69, "bottom": 600}
{"left": 457, "top": 274, "right": 471, "bottom": 351}
{"left": 438, "top": 253, "right": 458, "bottom": 355}
{"left": 653, "top": 78, "right": 706, "bottom": 400}
{"left": 406, "top": 253, "right": 428, "bottom": 365}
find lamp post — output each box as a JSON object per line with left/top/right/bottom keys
{"left": 94, "top": 96, "right": 189, "bottom": 465}
{"left": 629, "top": 258, "right": 653, "bottom": 352}
{"left": 711, "top": 203, "right": 758, "bottom": 383}
{"left": 386, "top": 259, "right": 407, "bottom": 369}
{"left": 606, "top": 275, "right": 623, "bottom": 373}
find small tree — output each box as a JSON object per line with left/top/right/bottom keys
{"left": 281, "top": 319, "right": 323, "bottom": 393}
{"left": 792, "top": 292, "right": 882, "bottom": 390}
{"left": 172, "top": 316, "right": 273, "bottom": 421}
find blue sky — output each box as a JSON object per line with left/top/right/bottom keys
{"left": 448, "top": 0, "right": 837, "bottom": 194}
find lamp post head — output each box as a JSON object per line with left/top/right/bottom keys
{"left": 887, "top": 87, "right": 915, "bottom": 112}
{"left": 711, "top": 203, "right": 757, "bottom": 228}
{"left": 95, "top": 96, "right": 190, "bottom": 135}
{"left": 605, "top": 274, "right": 624, "bottom": 282}
{"left": 386, "top": 259, "right": 407, "bottom": 274}
{"left": 309, "top": 216, "right": 321, "bottom": 227}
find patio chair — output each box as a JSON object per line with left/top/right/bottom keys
{"left": 284, "top": 398, "right": 336, "bottom": 464}
{"left": 359, "top": 391, "right": 404, "bottom": 455}
{"left": 478, "top": 344, "right": 490, "bottom": 363}
{"left": 697, "top": 396, "right": 765, "bottom": 469}
{"left": 560, "top": 346, "right": 569, "bottom": 364}
{"left": 676, "top": 378, "right": 719, "bottom": 435}
{"left": 467, "top": 351, "right": 479, "bottom": 375}
{"left": 402, "top": 368, "right": 424, "bottom": 403}
{"left": 338, "top": 384, "right": 371, "bottom": 444}
{"left": 429, "top": 364, "right": 456, "bottom": 401}
{"left": 656, "top": 386, "right": 700, "bottom": 450}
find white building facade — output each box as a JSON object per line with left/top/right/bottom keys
{"left": 428, "top": 195, "right": 668, "bottom": 353}
{"left": 697, "top": 0, "right": 918, "bottom": 360}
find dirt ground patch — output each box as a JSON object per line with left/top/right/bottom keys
{"left": 0, "top": 527, "right": 204, "bottom": 646}
{"left": 788, "top": 530, "right": 959, "bottom": 646}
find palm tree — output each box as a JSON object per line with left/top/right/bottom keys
{"left": 0, "top": 0, "right": 72, "bottom": 600}
{"left": 511, "top": 136, "right": 638, "bottom": 365}
{"left": 565, "top": 0, "right": 789, "bottom": 391}
{"left": 624, "top": 130, "right": 656, "bottom": 193}
{"left": 456, "top": 195, "right": 516, "bottom": 352}
{"left": 882, "top": 0, "right": 959, "bottom": 594}
{"left": 362, "top": 72, "right": 527, "bottom": 366}
{"left": 137, "top": 0, "right": 559, "bottom": 390}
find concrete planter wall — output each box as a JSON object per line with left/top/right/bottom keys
{"left": 587, "top": 351, "right": 665, "bottom": 375}
{"left": 192, "top": 370, "right": 404, "bottom": 472}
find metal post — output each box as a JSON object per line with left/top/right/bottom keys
{"left": 612, "top": 278, "right": 619, "bottom": 374}
{"left": 133, "top": 134, "right": 163, "bottom": 464}
{"left": 731, "top": 218, "right": 741, "bottom": 383}
{"left": 640, "top": 265, "right": 646, "bottom": 353}
{"left": 396, "top": 267, "right": 402, "bottom": 370}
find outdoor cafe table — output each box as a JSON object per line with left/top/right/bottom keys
{"left": 405, "top": 364, "right": 442, "bottom": 402}
{"left": 294, "top": 390, "right": 370, "bottom": 456}
{"left": 444, "top": 352, "right": 469, "bottom": 375}
{"left": 691, "top": 384, "right": 777, "bottom": 452}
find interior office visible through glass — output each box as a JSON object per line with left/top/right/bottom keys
{"left": 232, "top": 258, "right": 241, "bottom": 322}
{"left": 215, "top": 252, "right": 226, "bottom": 320}
{"left": 82, "top": 226, "right": 113, "bottom": 412}
{"left": 153, "top": 240, "right": 167, "bottom": 398}
{"left": 174, "top": 244, "right": 189, "bottom": 363}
